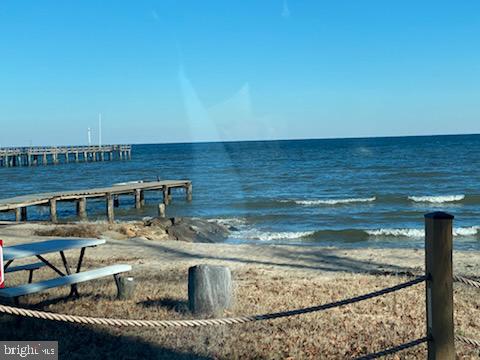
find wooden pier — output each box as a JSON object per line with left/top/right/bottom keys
{"left": 0, "top": 180, "right": 192, "bottom": 223}
{"left": 0, "top": 145, "right": 132, "bottom": 167}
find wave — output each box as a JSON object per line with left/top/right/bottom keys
{"left": 281, "top": 197, "right": 376, "bottom": 206}
{"left": 207, "top": 217, "right": 247, "bottom": 227}
{"left": 227, "top": 226, "right": 480, "bottom": 242}
{"left": 230, "top": 229, "right": 315, "bottom": 241}
{"left": 367, "top": 226, "right": 480, "bottom": 238}
{"left": 408, "top": 195, "right": 465, "bottom": 203}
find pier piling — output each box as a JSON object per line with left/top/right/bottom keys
{"left": 77, "top": 198, "right": 87, "bottom": 220}
{"left": 163, "top": 187, "right": 170, "bottom": 205}
{"left": 50, "top": 199, "right": 58, "bottom": 223}
{"left": 106, "top": 193, "right": 114, "bottom": 223}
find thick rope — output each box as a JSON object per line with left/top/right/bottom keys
{"left": 453, "top": 275, "right": 480, "bottom": 290}
{"left": 455, "top": 334, "right": 480, "bottom": 348}
{"left": 0, "top": 276, "right": 426, "bottom": 328}
{"left": 354, "top": 337, "right": 428, "bottom": 360}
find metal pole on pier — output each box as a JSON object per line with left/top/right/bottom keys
{"left": 98, "top": 113, "right": 102, "bottom": 147}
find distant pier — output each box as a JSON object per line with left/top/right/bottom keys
{"left": 0, "top": 180, "right": 192, "bottom": 223}
{"left": 0, "top": 145, "right": 132, "bottom": 167}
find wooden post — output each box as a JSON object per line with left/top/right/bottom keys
{"left": 425, "top": 212, "right": 455, "bottom": 360}
{"left": 75, "top": 152, "right": 79, "bottom": 162}
{"left": 167, "top": 187, "right": 172, "bottom": 201}
{"left": 140, "top": 190, "right": 145, "bottom": 206}
{"left": 106, "top": 193, "right": 114, "bottom": 223}
{"left": 76, "top": 197, "right": 87, "bottom": 220}
{"left": 15, "top": 208, "right": 21, "bottom": 222}
{"left": 114, "top": 195, "right": 120, "bottom": 207}
{"left": 50, "top": 198, "right": 58, "bottom": 223}
{"left": 188, "top": 265, "right": 232, "bottom": 315}
{"left": 186, "top": 183, "right": 193, "bottom": 201}
{"left": 21, "top": 207, "right": 27, "bottom": 221}
{"left": 163, "top": 187, "right": 169, "bottom": 205}
{"left": 114, "top": 275, "right": 136, "bottom": 300}
{"left": 134, "top": 189, "right": 141, "bottom": 209}
{"left": 65, "top": 152, "right": 69, "bottom": 163}
{"left": 43, "top": 153, "right": 47, "bottom": 165}
{"left": 158, "top": 203, "right": 166, "bottom": 217}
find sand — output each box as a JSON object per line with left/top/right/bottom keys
{"left": 0, "top": 222, "right": 479, "bottom": 359}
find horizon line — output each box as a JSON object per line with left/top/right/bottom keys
{"left": 2, "top": 131, "right": 479, "bottom": 148}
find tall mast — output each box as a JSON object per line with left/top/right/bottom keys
{"left": 98, "top": 113, "right": 102, "bottom": 147}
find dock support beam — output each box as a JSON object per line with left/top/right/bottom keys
{"left": 425, "top": 212, "right": 455, "bottom": 360}
{"left": 76, "top": 197, "right": 87, "bottom": 220}
{"left": 106, "top": 193, "right": 114, "bottom": 223}
{"left": 21, "top": 207, "right": 27, "bottom": 221}
{"left": 186, "top": 183, "right": 193, "bottom": 202}
{"left": 50, "top": 198, "right": 58, "bottom": 223}
{"left": 134, "top": 189, "right": 142, "bottom": 209}
{"left": 163, "top": 187, "right": 170, "bottom": 205}
{"left": 15, "top": 208, "right": 21, "bottom": 222}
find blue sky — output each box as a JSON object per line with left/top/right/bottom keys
{"left": 1, "top": 1, "right": 479, "bottom": 146}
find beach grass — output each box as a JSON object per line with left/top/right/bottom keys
{"left": 1, "top": 258, "right": 479, "bottom": 359}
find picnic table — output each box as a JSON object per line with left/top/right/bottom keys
{"left": 0, "top": 238, "right": 131, "bottom": 303}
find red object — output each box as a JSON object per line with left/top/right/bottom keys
{"left": 0, "top": 239, "right": 4, "bottom": 288}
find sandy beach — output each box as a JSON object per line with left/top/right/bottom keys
{"left": 0, "top": 221, "right": 479, "bottom": 359}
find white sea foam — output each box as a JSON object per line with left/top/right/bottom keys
{"left": 282, "top": 197, "right": 376, "bottom": 206}
{"left": 208, "top": 217, "right": 247, "bottom": 227}
{"left": 231, "top": 229, "right": 315, "bottom": 241}
{"left": 408, "top": 195, "right": 465, "bottom": 203}
{"left": 366, "top": 228, "right": 425, "bottom": 238}
{"left": 367, "top": 226, "right": 479, "bottom": 238}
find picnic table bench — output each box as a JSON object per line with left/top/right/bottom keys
{"left": 0, "top": 238, "right": 131, "bottom": 303}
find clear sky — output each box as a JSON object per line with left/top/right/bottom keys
{"left": 1, "top": 1, "right": 479, "bottom": 146}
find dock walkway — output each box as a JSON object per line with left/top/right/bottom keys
{"left": 0, "top": 145, "right": 132, "bottom": 167}
{"left": 0, "top": 180, "right": 192, "bottom": 223}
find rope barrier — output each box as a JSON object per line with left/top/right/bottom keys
{"left": 455, "top": 334, "right": 480, "bottom": 348}
{"left": 354, "top": 337, "right": 428, "bottom": 360}
{"left": 453, "top": 275, "right": 480, "bottom": 290}
{"left": 0, "top": 276, "right": 426, "bottom": 328}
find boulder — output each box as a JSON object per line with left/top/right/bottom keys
{"left": 167, "top": 218, "right": 229, "bottom": 243}
{"left": 144, "top": 217, "right": 173, "bottom": 230}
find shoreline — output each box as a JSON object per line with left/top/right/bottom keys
{"left": 1, "top": 220, "right": 479, "bottom": 277}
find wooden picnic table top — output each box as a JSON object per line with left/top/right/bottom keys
{"left": 3, "top": 238, "right": 105, "bottom": 261}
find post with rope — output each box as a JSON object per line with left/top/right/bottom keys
{"left": 425, "top": 212, "right": 455, "bottom": 359}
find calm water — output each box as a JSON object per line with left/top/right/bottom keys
{"left": 1, "top": 135, "right": 480, "bottom": 250}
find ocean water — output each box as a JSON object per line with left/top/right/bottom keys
{"left": 1, "top": 134, "right": 480, "bottom": 250}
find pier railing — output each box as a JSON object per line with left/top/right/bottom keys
{"left": 0, "top": 212, "right": 478, "bottom": 358}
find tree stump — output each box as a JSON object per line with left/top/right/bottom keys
{"left": 115, "top": 275, "right": 136, "bottom": 300}
{"left": 188, "top": 265, "right": 232, "bottom": 315}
